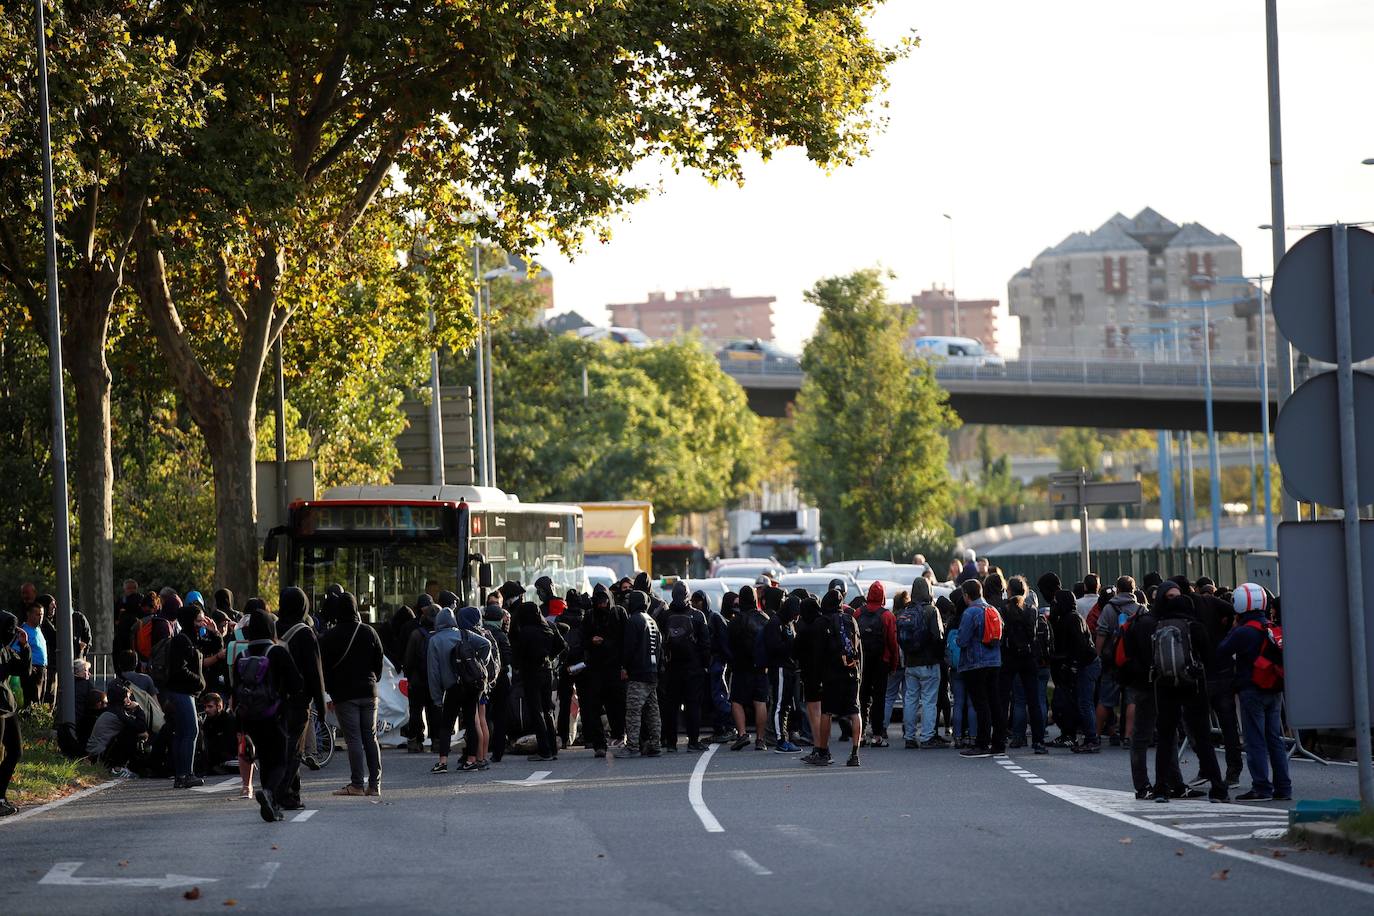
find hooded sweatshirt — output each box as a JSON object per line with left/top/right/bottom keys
{"left": 620, "top": 591, "right": 660, "bottom": 683}
{"left": 279, "top": 588, "right": 327, "bottom": 716}
{"left": 858, "top": 581, "right": 901, "bottom": 668}
{"left": 511, "top": 601, "right": 565, "bottom": 678}
{"left": 164, "top": 601, "right": 206, "bottom": 696}
{"left": 761, "top": 596, "right": 799, "bottom": 670}
{"left": 426, "top": 608, "right": 463, "bottom": 699}
{"left": 582, "top": 585, "right": 627, "bottom": 673}
{"left": 318, "top": 593, "right": 384, "bottom": 703}
{"left": 237, "top": 610, "right": 303, "bottom": 712}
{"left": 728, "top": 586, "right": 769, "bottom": 675}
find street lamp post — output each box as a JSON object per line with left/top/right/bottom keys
{"left": 34, "top": 0, "right": 76, "bottom": 728}
{"left": 480, "top": 265, "right": 522, "bottom": 490}
{"left": 942, "top": 213, "right": 960, "bottom": 337}
{"left": 1195, "top": 280, "right": 1223, "bottom": 548}
{"left": 471, "top": 245, "right": 488, "bottom": 488}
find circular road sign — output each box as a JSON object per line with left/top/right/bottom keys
{"left": 1274, "top": 369, "right": 1374, "bottom": 507}
{"left": 1270, "top": 226, "right": 1374, "bottom": 364}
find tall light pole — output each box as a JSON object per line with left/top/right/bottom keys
{"left": 942, "top": 213, "right": 960, "bottom": 337}
{"left": 471, "top": 244, "right": 488, "bottom": 487}
{"left": 1264, "top": 0, "right": 1297, "bottom": 528}
{"left": 35, "top": 0, "right": 76, "bottom": 728}
{"left": 1224, "top": 267, "right": 1276, "bottom": 551}
{"left": 481, "top": 264, "right": 522, "bottom": 491}
{"left": 1193, "top": 276, "right": 1223, "bottom": 548}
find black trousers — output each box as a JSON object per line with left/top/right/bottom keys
{"left": 1206, "top": 678, "right": 1244, "bottom": 777}
{"left": 244, "top": 718, "right": 289, "bottom": 801}
{"left": 661, "top": 665, "right": 703, "bottom": 748}
{"left": 1156, "top": 681, "right": 1223, "bottom": 794}
{"left": 1050, "top": 663, "right": 1079, "bottom": 739}
{"left": 964, "top": 667, "right": 1004, "bottom": 751}
{"left": 860, "top": 659, "right": 890, "bottom": 738}
{"left": 936, "top": 660, "right": 953, "bottom": 730}
{"left": 523, "top": 669, "right": 557, "bottom": 759}
{"left": 0, "top": 714, "right": 21, "bottom": 799}
{"left": 998, "top": 656, "right": 1045, "bottom": 745}
{"left": 1128, "top": 686, "right": 1159, "bottom": 794}
{"left": 578, "top": 675, "right": 609, "bottom": 751}
{"left": 407, "top": 681, "right": 436, "bottom": 744}
{"left": 20, "top": 665, "right": 46, "bottom": 708}
{"left": 282, "top": 702, "right": 310, "bottom": 805}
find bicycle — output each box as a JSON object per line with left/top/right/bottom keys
{"left": 307, "top": 706, "right": 337, "bottom": 769}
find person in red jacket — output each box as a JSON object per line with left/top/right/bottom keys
{"left": 856, "top": 582, "right": 900, "bottom": 747}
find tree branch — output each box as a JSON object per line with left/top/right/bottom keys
{"left": 335, "top": 126, "right": 406, "bottom": 241}
{"left": 293, "top": 13, "right": 358, "bottom": 176}
{"left": 303, "top": 106, "right": 380, "bottom": 184}
{"left": 213, "top": 252, "right": 249, "bottom": 328}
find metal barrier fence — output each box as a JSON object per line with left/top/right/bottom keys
{"left": 985, "top": 546, "right": 1254, "bottom": 591}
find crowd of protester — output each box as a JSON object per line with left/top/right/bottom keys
{"left": 0, "top": 554, "right": 1291, "bottom": 821}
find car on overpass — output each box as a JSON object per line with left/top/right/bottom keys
{"left": 715, "top": 338, "right": 800, "bottom": 371}
{"left": 911, "top": 335, "right": 1005, "bottom": 369}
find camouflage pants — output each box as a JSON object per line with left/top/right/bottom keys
{"left": 624, "top": 680, "right": 661, "bottom": 753}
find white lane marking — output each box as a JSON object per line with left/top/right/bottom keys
{"left": 730, "top": 849, "right": 773, "bottom": 876}
{"left": 496, "top": 770, "right": 570, "bottom": 787}
{"left": 1026, "top": 778, "right": 1047, "bottom": 785}
{"left": 776, "top": 823, "right": 838, "bottom": 850}
{"left": 1040, "top": 785, "right": 1374, "bottom": 897}
{"left": 190, "top": 776, "right": 242, "bottom": 794}
{"left": 39, "top": 861, "right": 215, "bottom": 889}
{"left": 291, "top": 809, "right": 317, "bottom": 822}
{"left": 247, "top": 861, "right": 280, "bottom": 890}
{"left": 0, "top": 779, "right": 123, "bottom": 828}
{"left": 689, "top": 743, "right": 724, "bottom": 833}
{"left": 1176, "top": 821, "right": 1300, "bottom": 831}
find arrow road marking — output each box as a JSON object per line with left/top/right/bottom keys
{"left": 39, "top": 862, "right": 217, "bottom": 890}
{"left": 189, "top": 776, "right": 242, "bottom": 794}
{"left": 496, "top": 770, "right": 571, "bottom": 787}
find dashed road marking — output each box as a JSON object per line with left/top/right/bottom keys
{"left": 291, "top": 809, "right": 317, "bottom": 822}
{"left": 730, "top": 849, "right": 773, "bottom": 876}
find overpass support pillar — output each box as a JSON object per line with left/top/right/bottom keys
{"left": 1158, "top": 430, "right": 1175, "bottom": 548}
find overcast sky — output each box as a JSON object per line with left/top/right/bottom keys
{"left": 533, "top": 0, "right": 1374, "bottom": 353}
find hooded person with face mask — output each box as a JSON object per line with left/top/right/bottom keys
{"left": 319, "top": 593, "right": 384, "bottom": 796}
{"left": 658, "top": 582, "right": 709, "bottom": 752}
{"left": 580, "top": 584, "right": 628, "bottom": 756}
{"left": 1148, "top": 582, "right": 1227, "bottom": 802}
{"left": 794, "top": 596, "right": 825, "bottom": 750}
{"left": 614, "top": 590, "right": 662, "bottom": 758}
{"left": 0, "top": 611, "right": 33, "bottom": 815}
{"left": 726, "top": 586, "right": 771, "bottom": 751}
{"left": 277, "top": 587, "right": 327, "bottom": 807}
{"left": 762, "top": 595, "right": 803, "bottom": 753}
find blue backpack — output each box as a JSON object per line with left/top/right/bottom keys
{"left": 945, "top": 628, "right": 961, "bottom": 670}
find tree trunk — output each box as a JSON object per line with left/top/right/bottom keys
{"left": 203, "top": 398, "right": 260, "bottom": 606}
{"left": 67, "top": 318, "right": 114, "bottom": 653}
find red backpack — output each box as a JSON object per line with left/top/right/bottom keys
{"left": 981, "top": 607, "right": 1003, "bottom": 645}
{"left": 1244, "top": 620, "right": 1284, "bottom": 691}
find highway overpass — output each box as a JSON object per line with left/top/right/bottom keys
{"left": 724, "top": 358, "right": 1279, "bottom": 432}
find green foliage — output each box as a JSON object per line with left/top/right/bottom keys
{"left": 791, "top": 269, "right": 960, "bottom": 558}
{"left": 465, "top": 327, "right": 761, "bottom": 522}
{"left": 112, "top": 538, "right": 215, "bottom": 598}
{"left": 1056, "top": 427, "right": 1103, "bottom": 473}
{"left": 0, "top": 323, "right": 56, "bottom": 567}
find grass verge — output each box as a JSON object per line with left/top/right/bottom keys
{"left": 1336, "top": 809, "right": 1374, "bottom": 842}
{"left": 8, "top": 706, "right": 107, "bottom": 807}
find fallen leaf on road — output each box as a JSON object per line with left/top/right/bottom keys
{"left": 271, "top": 845, "right": 279, "bottom": 850}
{"left": 1361, "top": 858, "right": 1374, "bottom": 869}
{"left": 1208, "top": 843, "right": 1223, "bottom": 850}
{"left": 223, "top": 900, "right": 237, "bottom": 907}
{"left": 1175, "top": 850, "right": 1185, "bottom": 857}
{"left": 1211, "top": 870, "right": 1230, "bottom": 881}
{"left": 184, "top": 887, "right": 202, "bottom": 900}
{"left": 118, "top": 860, "right": 129, "bottom": 867}
{"left": 1270, "top": 850, "right": 1287, "bottom": 859}
{"left": 596, "top": 854, "right": 605, "bottom": 859}
{"left": 1119, "top": 838, "right": 1133, "bottom": 845}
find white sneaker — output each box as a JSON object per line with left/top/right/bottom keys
{"left": 109, "top": 767, "right": 136, "bottom": 779}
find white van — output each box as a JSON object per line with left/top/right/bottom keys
{"left": 912, "top": 336, "right": 1004, "bottom": 368}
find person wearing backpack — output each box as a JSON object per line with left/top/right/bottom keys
{"left": 511, "top": 600, "right": 566, "bottom": 762}
{"left": 580, "top": 584, "right": 628, "bottom": 758}
{"left": 404, "top": 602, "right": 440, "bottom": 754}
{"left": 555, "top": 592, "right": 586, "bottom": 750}
{"left": 1193, "top": 578, "right": 1244, "bottom": 786}
{"left": 319, "top": 592, "right": 384, "bottom": 795}
{"left": 956, "top": 579, "right": 1004, "bottom": 758}
{"left": 615, "top": 589, "right": 663, "bottom": 759}
{"left": 1094, "top": 577, "right": 1141, "bottom": 748}
{"left": 762, "top": 595, "right": 802, "bottom": 754}
{"left": 1217, "top": 583, "right": 1291, "bottom": 802}
{"left": 900, "top": 577, "right": 946, "bottom": 749}
{"left": 806, "top": 588, "right": 864, "bottom": 768}
{"left": 234, "top": 610, "right": 303, "bottom": 823}
{"left": 1150, "top": 581, "right": 1227, "bottom": 802}
{"left": 482, "top": 600, "right": 514, "bottom": 762}
{"left": 161, "top": 599, "right": 207, "bottom": 789}
{"left": 855, "top": 582, "right": 898, "bottom": 748}
{"left": 426, "top": 607, "right": 469, "bottom": 773}
{"left": 277, "top": 588, "right": 327, "bottom": 810}
{"left": 998, "top": 576, "right": 1047, "bottom": 755}
{"left": 659, "top": 583, "right": 709, "bottom": 753}
{"left": 1048, "top": 589, "right": 1100, "bottom": 751}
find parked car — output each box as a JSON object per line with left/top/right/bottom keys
{"left": 778, "top": 572, "right": 862, "bottom": 604}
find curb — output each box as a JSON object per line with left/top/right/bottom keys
{"left": 0, "top": 778, "right": 124, "bottom": 828}
{"left": 1289, "top": 822, "right": 1374, "bottom": 860}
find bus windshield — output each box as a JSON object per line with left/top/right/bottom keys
{"left": 289, "top": 539, "right": 461, "bottom": 624}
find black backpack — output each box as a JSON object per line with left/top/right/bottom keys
{"left": 149, "top": 636, "right": 174, "bottom": 690}
{"left": 1032, "top": 609, "right": 1054, "bottom": 667}
{"left": 895, "top": 604, "right": 925, "bottom": 656}
{"left": 857, "top": 609, "right": 885, "bottom": 661}
{"left": 664, "top": 612, "right": 697, "bottom": 666}
{"left": 1003, "top": 604, "right": 1034, "bottom": 659}
{"left": 827, "top": 614, "right": 860, "bottom": 669}
{"left": 451, "top": 630, "right": 493, "bottom": 691}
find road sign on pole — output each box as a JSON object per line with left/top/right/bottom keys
{"left": 1048, "top": 470, "right": 1143, "bottom": 581}
{"left": 1272, "top": 224, "right": 1374, "bottom": 809}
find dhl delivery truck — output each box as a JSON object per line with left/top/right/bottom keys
{"left": 579, "top": 501, "right": 654, "bottom": 579}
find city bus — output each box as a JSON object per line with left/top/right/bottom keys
{"left": 266, "top": 484, "right": 584, "bottom": 623}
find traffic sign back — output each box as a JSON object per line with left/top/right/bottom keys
{"left": 1271, "top": 226, "right": 1374, "bottom": 363}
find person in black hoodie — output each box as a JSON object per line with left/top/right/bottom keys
{"left": 277, "top": 588, "right": 327, "bottom": 809}
{"left": 997, "top": 577, "right": 1047, "bottom": 754}
{"left": 318, "top": 592, "right": 384, "bottom": 797}
{"left": 727, "top": 586, "right": 770, "bottom": 752}
{"left": 614, "top": 590, "right": 662, "bottom": 758}
{"left": 794, "top": 595, "right": 825, "bottom": 751}
{"left": 165, "top": 600, "right": 207, "bottom": 788}
{"left": 234, "top": 610, "right": 304, "bottom": 822}
{"left": 0, "top": 611, "right": 32, "bottom": 815}
{"left": 554, "top": 592, "right": 584, "bottom": 748}
{"left": 581, "top": 584, "right": 627, "bottom": 757}
{"left": 763, "top": 595, "right": 802, "bottom": 754}
{"left": 482, "top": 600, "right": 513, "bottom": 761}
{"left": 510, "top": 600, "right": 566, "bottom": 761}
{"left": 1191, "top": 578, "right": 1243, "bottom": 785}
{"left": 1047, "top": 587, "right": 1091, "bottom": 747}
{"left": 806, "top": 589, "right": 863, "bottom": 768}
{"left": 403, "top": 601, "right": 440, "bottom": 753}
{"left": 708, "top": 592, "right": 739, "bottom": 743}
{"left": 1150, "top": 581, "right": 1227, "bottom": 802}
{"left": 658, "top": 582, "right": 709, "bottom": 752}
